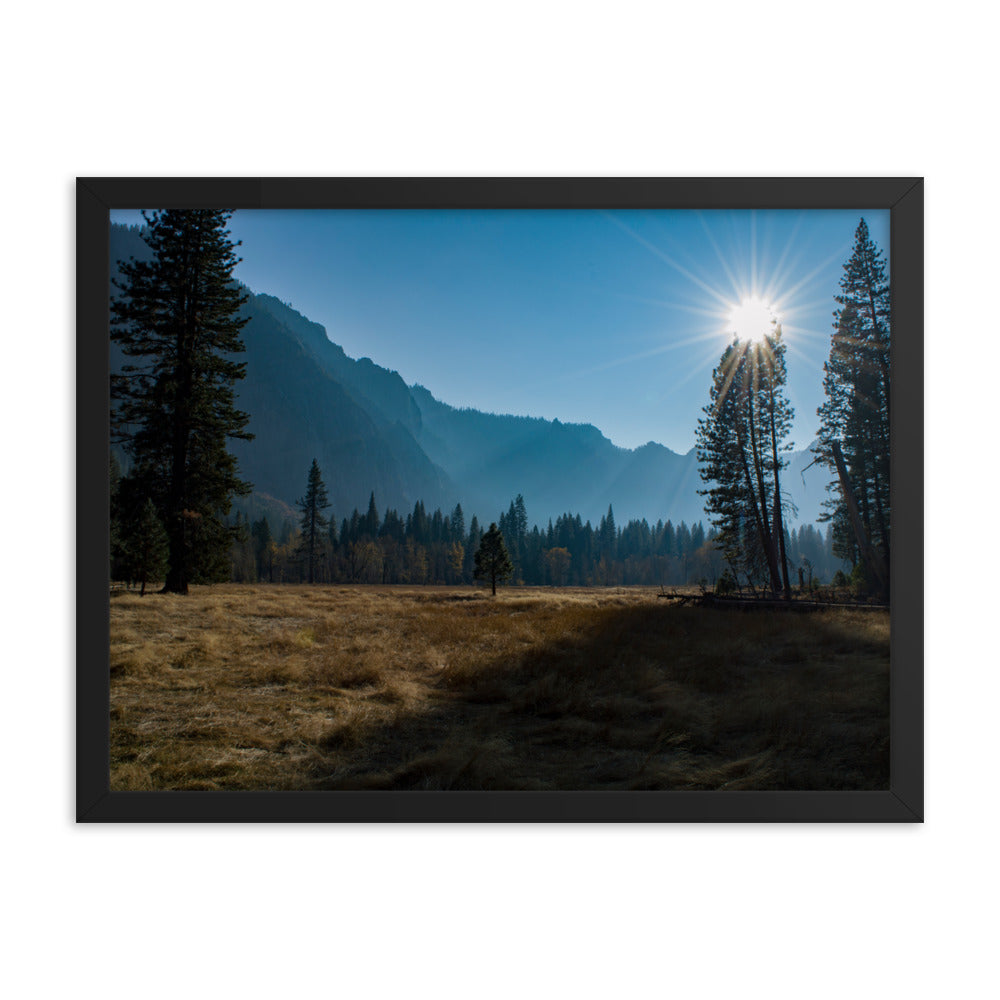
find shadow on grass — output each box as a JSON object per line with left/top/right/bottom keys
{"left": 307, "top": 604, "right": 890, "bottom": 792}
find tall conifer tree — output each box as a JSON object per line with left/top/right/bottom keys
{"left": 817, "top": 218, "right": 891, "bottom": 596}
{"left": 111, "top": 210, "right": 252, "bottom": 594}
{"left": 364, "top": 491, "right": 380, "bottom": 538}
{"left": 450, "top": 503, "right": 465, "bottom": 545}
{"left": 697, "top": 328, "right": 794, "bottom": 596}
{"left": 296, "top": 459, "right": 331, "bottom": 584}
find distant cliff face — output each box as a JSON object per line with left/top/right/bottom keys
{"left": 227, "top": 297, "right": 456, "bottom": 519}
{"left": 108, "top": 223, "right": 831, "bottom": 530}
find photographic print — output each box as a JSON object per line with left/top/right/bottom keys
{"left": 78, "top": 178, "right": 923, "bottom": 821}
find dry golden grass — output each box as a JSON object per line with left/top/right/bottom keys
{"left": 110, "top": 584, "right": 889, "bottom": 791}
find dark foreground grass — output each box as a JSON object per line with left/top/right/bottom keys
{"left": 109, "top": 585, "right": 889, "bottom": 791}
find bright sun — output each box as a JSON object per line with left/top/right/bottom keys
{"left": 728, "top": 296, "right": 779, "bottom": 343}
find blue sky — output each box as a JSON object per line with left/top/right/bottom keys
{"left": 111, "top": 207, "right": 889, "bottom": 454}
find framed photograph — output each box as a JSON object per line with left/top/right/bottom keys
{"left": 78, "top": 177, "right": 922, "bottom": 822}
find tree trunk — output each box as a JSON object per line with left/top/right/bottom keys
{"left": 747, "top": 396, "right": 782, "bottom": 594}
{"left": 831, "top": 439, "right": 888, "bottom": 596}
{"left": 733, "top": 386, "right": 778, "bottom": 594}
{"left": 867, "top": 419, "right": 891, "bottom": 566}
{"left": 163, "top": 230, "right": 197, "bottom": 595}
{"left": 865, "top": 286, "right": 891, "bottom": 418}
{"left": 768, "top": 387, "right": 792, "bottom": 599}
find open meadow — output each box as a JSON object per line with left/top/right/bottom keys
{"left": 109, "top": 585, "right": 890, "bottom": 791}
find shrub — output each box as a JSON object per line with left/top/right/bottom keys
{"left": 850, "top": 561, "right": 872, "bottom": 596}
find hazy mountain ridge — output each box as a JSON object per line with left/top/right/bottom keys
{"left": 250, "top": 294, "right": 424, "bottom": 438}
{"left": 409, "top": 383, "right": 830, "bottom": 527}
{"left": 109, "top": 224, "right": 456, "bottom": 521}
{"left": 227, "top": 298, "right": 456, "bottom": 518}
{"left": 409, "top": 385, "right": 708, "bottom": 526}
{"left": 108, "top": 222, "right": 833, "bottom": 531}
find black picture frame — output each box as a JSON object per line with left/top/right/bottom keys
{"left": 78, "top": 177, "right": 923, "bottom": 822}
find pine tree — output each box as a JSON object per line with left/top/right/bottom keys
{"left": 474, "top": 523, "right": 514, "bottom": 595}
{"left": 696, "top": 327, "right": 794, "bottom": 596}
{"left": 251, "top": 516, "right": 274, "bottom": 582}
{"left": 498, "top": 509, "right": 511, "bottom": 546}
{"left": 296, "top": 459, "right": 331, "bottom": 584}
{"left": 121, "top": 497, "right": 170, "bottom": 596}
{"left": 513, "top": 494, "right": 528, "bottom": 547}
{"left": 816, "top": 218, "right": 891, "bottom": 597}
{"left": 410, "top": 501, "right": 429, "bottom": 544}
{"left": 465, "top": 514, "right": 482, "bottom": 580}
{"left": 364, "top": 491, "right": 380, "bottom": 538}
{"left": 111, "top": 210, "right": 252, "bottom": 594}
{"left": 600, "top": 504, "right": 617, "bottom": 559}
{"left": 450, "top": 503, "right": 465, "bottom": 545}
{"left": 760, "top": 329, "right": 794, "bottom": 596}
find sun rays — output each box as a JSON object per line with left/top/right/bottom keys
{"left": 602, "top": 209, "right": 847, "bottom": 368}
{"left": 507, "top": 209, "right": 876, "bottom": 452}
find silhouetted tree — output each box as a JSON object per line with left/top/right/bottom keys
{"left": 120, "top": 497, "right": 170, "bottom": 596}
{"left": 251, "top": 517, "right": 274, "bottom": 582}
{"left": 598, "top": 504, "right": 618, "bottom": 581}
{"left": 465, "top": 514, "right": 482, "bottom": 581}
{"left": 513, "top": 494, "right": 528, "bottom": 546}
{"left": 450, "top": 503, "right": 465, "bottom": 545}
{"left": 111, "top": 210, "right": 252, "bottom": 593}
{"left": 817, "top": 218, "right": 891, "bottom": 597}
{"left": 364, "top": 491, "right": 380, "bottom": 538}
{"left": 296, "top": 459, "right": 331, "bottom": 584}
{"left": 474, "top": 523, "right": 514, "bottom": 595}
{"left": 697, "top": 326, "right": 794, "bottom": 596}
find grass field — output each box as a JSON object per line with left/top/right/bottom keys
{"left": 109, "top": 585, "right": 890, "bottom": 791}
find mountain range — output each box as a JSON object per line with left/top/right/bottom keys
{"left": 109, "top": 223, "right": 832, "bottom": 533}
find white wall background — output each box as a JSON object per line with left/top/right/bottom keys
{"left": 2, "top": 2, "right": 992, "bottom": 997}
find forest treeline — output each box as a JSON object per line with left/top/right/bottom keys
{"left": 215, "top": 484, "right": 845, "bottom": 589}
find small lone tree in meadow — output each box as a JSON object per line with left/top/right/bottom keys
{"left": 296, "top": 459, "right": 331, "bottom": 584}
{"left": 474, "top": 522, "right": 514, "bottom": 595}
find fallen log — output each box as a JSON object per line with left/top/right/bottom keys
{"left": 697, "top": 594, "right": 889, "bottom": 613}
{"left": 657, "top": 590, "right": 699, "bottom": 605}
